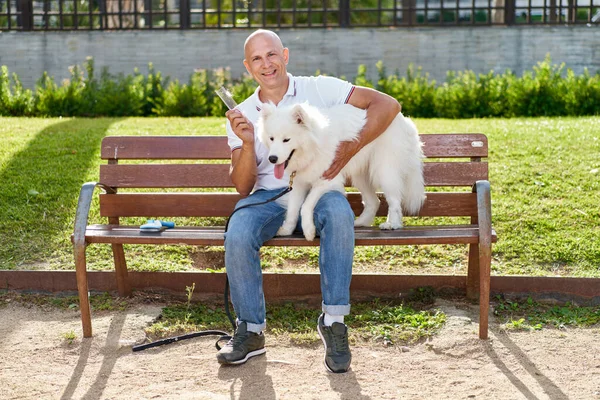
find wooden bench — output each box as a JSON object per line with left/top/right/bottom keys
{"left": 73, "top": 134, "right": 497, "bottom": 339}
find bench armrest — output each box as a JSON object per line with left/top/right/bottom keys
{"left": 473, "top": 180, "right": 492, "bottom": 248}
{"left": 73, "top": 182, "right": 115, "bottom": 247}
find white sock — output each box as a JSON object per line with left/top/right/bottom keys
{"left": 238, "top": 319, "right": 262, "bottom": 335}
{"left": 324, "top": 313, "right": 344, "bottom": 326}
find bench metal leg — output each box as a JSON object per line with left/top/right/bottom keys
{"left": 112, "top": 244, "right": 131, "bottom": 297}
{"left": 74, "top": 243, "right": 93, "bottom": 338}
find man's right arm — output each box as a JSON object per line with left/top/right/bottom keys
{"left": 227, "top": 109, "right": 257, "bottom": 197}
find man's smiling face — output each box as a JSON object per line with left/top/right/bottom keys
{"left": 243, "top": 32, "right": 289, "bottom": 92}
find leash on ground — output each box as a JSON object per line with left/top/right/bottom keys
{"left": 132, "top": 174, "right": 295, "bottom": 352}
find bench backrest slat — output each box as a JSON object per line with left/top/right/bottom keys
{"left": 99, "top": 162, "right": 487, "bottom": 188}
{"left": 100, "top": 134, "right": 488, "bottom": 160}
{"left": 420, "top": 134, "right": 487, "bottom": 158}
{"left": 101, "top": 136, "right": 231, "bottom": 160}
{"left": 99, "top": 192, "right": 478, "bottom": 218}
{"left": 100, "top": 164, "right": 232, "bottom": 188}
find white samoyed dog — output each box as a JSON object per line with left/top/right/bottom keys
{"left": 257, "top": 102, "right": 425, "bottom": 241}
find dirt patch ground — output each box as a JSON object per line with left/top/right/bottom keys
{"left": 1, "top": 297, "right": 599, "bottom": 400}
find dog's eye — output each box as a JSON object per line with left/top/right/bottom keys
{"left": 283, "top": 138, "right": 290, "bottom": 143}
{"left": 269, "top": 137, "right": 274, "bottom": 141}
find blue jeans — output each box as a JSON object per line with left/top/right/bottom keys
{"left": 224, "top": 188, "right": 354, "bottom": 333}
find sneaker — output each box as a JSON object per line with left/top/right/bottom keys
{"left": 317, "top": 313, "right": 352, "bottom": 373}
{"left": 216, "top": 321, "right": 266, "bottom": 365}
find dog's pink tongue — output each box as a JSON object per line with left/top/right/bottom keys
{"left": 274, "top": 163, "right": 285, "bottom": 180}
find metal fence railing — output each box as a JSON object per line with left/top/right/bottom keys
{"left": 2, "top": 0, "right": 598, "bottom": 31}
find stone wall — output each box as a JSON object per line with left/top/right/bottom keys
{"left": 1, "top": 27, "right": 598, "bottom": 89}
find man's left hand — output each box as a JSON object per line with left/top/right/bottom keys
{"left": 322, "top": 140, "right": 360, "bottom": 180}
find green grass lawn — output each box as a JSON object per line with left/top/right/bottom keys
{"left": 0, "top": 116, "right": 598, "bottom": 277}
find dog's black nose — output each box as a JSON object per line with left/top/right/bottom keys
{"left": 268, "top": 155, "right": 278, "bottom": 164}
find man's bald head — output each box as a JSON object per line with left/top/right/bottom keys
{"left": 244, "top": 29, "right": 284, "bottom": 60}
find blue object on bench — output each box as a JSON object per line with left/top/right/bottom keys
{"left": 140, "top": 219, "right": 175, "bottom": 232}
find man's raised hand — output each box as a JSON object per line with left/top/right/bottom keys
{"left": 226, "top": 109, "right": 255, "bottom": 144}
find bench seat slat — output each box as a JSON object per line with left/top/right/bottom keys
{"left": 99, "top": 134, "right": 488, "bottom": 160}
{"left": 99, "top": 162, "right": 487, "bottom": 188}
{"left": 99, "top": 192, "right": 478, "bottom": 218}
{"left": 84, "top": 224, "right": 497, "bottom": 246}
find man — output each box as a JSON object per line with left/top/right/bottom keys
{"left": 218, "top": 29, "right": 401, "bottom": 373}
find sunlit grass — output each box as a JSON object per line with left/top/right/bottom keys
{"left": 494, "top": 295, "right": 600, "bottom": 331}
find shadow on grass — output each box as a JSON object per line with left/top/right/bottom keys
{"left": 0, "top": 117, "right": 123, "bottom": 269}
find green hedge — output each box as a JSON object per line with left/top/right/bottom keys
{"left": 1, "top": 56, "right": 599, "bottom": 118}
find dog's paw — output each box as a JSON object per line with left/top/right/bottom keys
{"left": 277, "top": 224, "right": 295, "bottom": 236}
{"left": 302, "top": 221, "right": 317, "bottom": 241}
{"left": 354, "top": 217, "right": 373, "bottom": 227}
{"left": 379, "top": 221, "right": 402, "bottom": 230}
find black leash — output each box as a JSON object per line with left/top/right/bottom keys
{"left": 132, "top": 175, "right": 295, "bottom": 352}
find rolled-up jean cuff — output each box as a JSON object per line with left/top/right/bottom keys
{"left": 238, "top": 319, "right": 266, "bottom": 333}
{"left": 322, "top": 302, "right": 350, "bottom": 316}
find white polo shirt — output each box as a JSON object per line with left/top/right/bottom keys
{"left": 226, "top": 73, "right": 355, "bottom": 192}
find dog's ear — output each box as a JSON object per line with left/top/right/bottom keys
{"left": 261, "top": 102, "right": 276, "bottom": 119}
{"left": 291, "top": 103, "right": 310, "bottom": 127}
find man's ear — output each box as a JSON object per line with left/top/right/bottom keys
{"left": 283, "top": 47, "right": 289, "bottom": 65}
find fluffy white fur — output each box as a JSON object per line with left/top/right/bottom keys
{"left": 257, "top": 102, "right": 425, "bottom": 241}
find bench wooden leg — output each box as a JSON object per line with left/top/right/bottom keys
{"left": 468, "top": 242, "right": 491, "bottom": 339}
{"left": 112, "top": 244, "right": 131, "bottom": 297}
{"left": 473, "top": 180, "right": 493, "bottom": 340}
{"left": 466, "top": 243, "right": 480, "bottom": 300}
{"left": 478, "top": 241, "right": 492, "bottom": 340}
{"left": 74, "top": 243, "right": 93, "bottom": 338}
